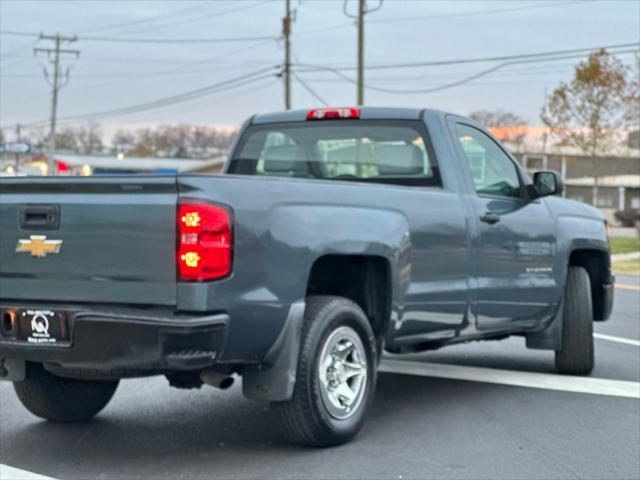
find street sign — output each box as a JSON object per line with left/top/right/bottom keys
{"left": 2, "top": 142, "right": 31, "bottom": 154}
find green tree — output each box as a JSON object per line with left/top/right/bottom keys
{"left": 541, "top": 49, "right": 634, "bottom": 206}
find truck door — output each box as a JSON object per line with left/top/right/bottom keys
{"left": 451, "top": 122, "right": 558, "bottom": 331}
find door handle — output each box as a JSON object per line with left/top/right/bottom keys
{"left": 19, "top": 204, "right": 60, "bottom": 230}
{"left": 479, "top": 212, "right": 500, "bottom": 225}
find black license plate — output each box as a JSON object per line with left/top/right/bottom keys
{"left": 17, "top": 309, "right": 68, "bottom": 345}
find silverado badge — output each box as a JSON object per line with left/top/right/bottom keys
{"left": 16, "top": 235, "right": 62, "bottom": 258}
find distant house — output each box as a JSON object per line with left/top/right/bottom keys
{"left": 488, "top": 126, "right": 640, "bottom": 210}
{"left": 1, "top": 153, "right": 226, "bottom": 176}
{"left": 54, "top": 154, "right": 226, "bottom": 175}
{"left": 564, "top": 175, "right": 640, "bottom": 210}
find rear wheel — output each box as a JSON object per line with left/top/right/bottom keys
{"left": 273, "top": 295, "right": 377, "bottom": 447}
{"left": 555, "top": 266, "right": 594, "bottom": 375}
{"left": 14, "top": 363, "right": 119, "bottom": 422}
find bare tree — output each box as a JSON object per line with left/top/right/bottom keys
{"left": 470, "top": 109, "right": 527, "bottom": 128}
{"left": 76, "top": 121, "right": 103, "bottom": 154}
{"left": 27, "top": 125, "right": 49, "bottom": 150}
{"left": 118, "top": 125, "right": 238, "bottom": 158}
{"left": 130, "top": 128, "right": 157, "bottom": 157}
{"left": 112, "top": 129, "right": 135, "bottom": 153}
{"left": 625, "top": 53, "right": 640, "bottom": 130}
{"left": 55, "top": 128, "right": 78, "bottom": 152}
{"left": 469, "top": 109, "right": 529, "bottom": 148}
{"left": 541, "top": 49, "right": 632, "bottom": 206}
{"left": 166, "top": 124, "right": 192, "bottom": 158}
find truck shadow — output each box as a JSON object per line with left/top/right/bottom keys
{"left": 1, "top": 372, "right": 480, "bottom": 477}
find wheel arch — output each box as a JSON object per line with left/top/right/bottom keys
{"left": 567, "top": 248, "right": 613, "bottom": 321}
{"left": 306, "top": 254, "right": 394, "bottom": 346}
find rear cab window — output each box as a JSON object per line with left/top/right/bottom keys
{"left": 228, "top": 121, "right": 441, "bottom": 187}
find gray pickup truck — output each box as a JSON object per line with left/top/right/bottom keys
{"left": 0, "top": 107, "right": 614, "bottom": 446}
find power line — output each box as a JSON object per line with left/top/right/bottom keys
{"left": 367, "top": 0, "right": 580, "bottom": 24}
{"left": 1, "top": 52, "right": 267, "bottom": 65}
{"left": 75, "top": 2, "right": 209, "bottom": 34}
{"left": 0, "top": 30, "right": 35, "bottom": 39}
{"left": 121, "top": 77, "right": 278, "bottom": 122}
{"left": 0, "top": 29, "right": 277, "bottom": 44}
{"left": 16, "top": 70, "right": 277, "bottom": 130}
{"left": 0, "top": 39, "right": 36, "bottom": 57}
{"left": 295, "top": 0, "right": 581, "bottom": 38}
{"left": 117, "top": 1, "right": 271, "bottom": 36}
{"left": 295, "top": 47, "right": 640, "bottom": 94}
{"left": 22, "top": 66, "right": 280, "bottom": 127}
{"left": 293, "top": 42, "right": 639, "bottom": 71}
{"left": 299, "top": 58, "right": 638, "bottom": 84}
{"left": 0, "top": 40, "right": 37, "bottom": 69}
{"left": 3, "top": 38, "right": 276, "bottom": 65}
{"left": 293, "top": 73, "right": 329, "bottom": 106}
{"left": 56, "top": 73, "right": 277, "bottom": 126}
{"left": 81, "top": 33, "right": 278, "bottom": 44}
{"left": 1, "top": 62, "right": 277, "bottom": 79}
{"left": 308, "top": 62, "right": 505, "bottom": 94}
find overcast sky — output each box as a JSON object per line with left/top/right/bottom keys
{"left": 1, "top": 0, "right": 638, "bottom": 140}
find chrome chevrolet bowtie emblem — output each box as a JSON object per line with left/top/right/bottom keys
{"left": 16, "top": 235, "right": 62, "bottom": 258}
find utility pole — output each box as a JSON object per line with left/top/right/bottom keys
{"left": 357, "top": 0, "right": 365, "bottom": 106}
{"left": 283, "top": 0, "right": 292, "bottom": 110}
{"left": 344, "top": 0, "right": 383, "bottom": 106}
{"left": 34, "top": 33, "right": 79, "bottom": 175}
{"left": 14, "top": 123, "right": 21, "bottom": 171}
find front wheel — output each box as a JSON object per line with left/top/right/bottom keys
{"left": 273, "top": 295, "right": 377, "bottom": 447}
{"left": 555, "top": 266, "right": 594, "bottom": 375}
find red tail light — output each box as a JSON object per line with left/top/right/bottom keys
{"left": 177, "top": 201, "right": 232, "bottom": 281}
{"left": 306, "top": 107, "right": 360, "bottom": 120}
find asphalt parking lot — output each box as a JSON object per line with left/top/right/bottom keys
{"left": 1, "top": 277, "right": 638, "bottom": 480}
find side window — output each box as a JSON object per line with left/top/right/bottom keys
{"left": 455, "top": 124, "right": 522, "bottom": 198}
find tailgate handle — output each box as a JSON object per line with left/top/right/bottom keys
{"left": 19, "top": 204, "right": 60, "bottom": 230}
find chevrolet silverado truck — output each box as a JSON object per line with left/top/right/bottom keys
{"left": 0, "top": 107, "right": 614, "bottom": 446}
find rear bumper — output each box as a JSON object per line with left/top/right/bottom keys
{"left": 0, "top": 303, "right": 227, "bottom": 380}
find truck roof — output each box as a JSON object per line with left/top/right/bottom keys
{"left": 251, "top": 107, "right": 445, "bottom": 125}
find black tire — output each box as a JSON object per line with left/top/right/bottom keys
{"left": 273, "top": 295, "right": 377, "bottom": 447}
{"left": 14, "top": 363, "right": 119, "bottom": 422}
{"left": 555, "top": 266, "right": 594, "bottom": 375}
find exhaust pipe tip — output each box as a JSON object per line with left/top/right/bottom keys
{"left": 217, "top": 376, "right": 234, "bottom": 390}
{"left": 200, "top": 370, "right": 234, "bottom": 390}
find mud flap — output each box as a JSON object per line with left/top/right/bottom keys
{"left": 526, "top": 300, "right": 563, "bottom": 351}
{"left": 242, "top": 301, "right": 305, "bottom": 401}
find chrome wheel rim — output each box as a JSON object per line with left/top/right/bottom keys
{"left": 318, "top": 326, "right": 368, "bottom": 420}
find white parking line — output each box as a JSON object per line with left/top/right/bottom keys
{"left": 379, "top": 358, "right": 640, "bottom": 399}
{"left": 0, "top": 464, "right": 57, "bottom": 480}
{"left": 594, "top": 333, "right": 640, "bottom": 347}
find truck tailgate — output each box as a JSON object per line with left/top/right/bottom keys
{"left": 0, "top": 176, "right": 177, "bottom": 305}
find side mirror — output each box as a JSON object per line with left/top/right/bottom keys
{"left": 532, "top": 171, "right": 563, "bottom": 198}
